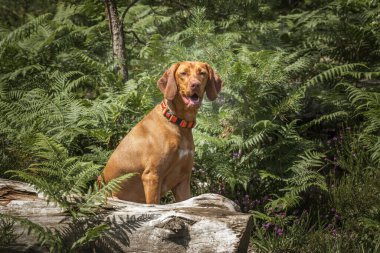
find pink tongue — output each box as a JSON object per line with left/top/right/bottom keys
{"left": 189, "top": 97, "right": 197, "bottom": 105}
{"left": 182, "top": 95, "right": 198, "bottom": 105}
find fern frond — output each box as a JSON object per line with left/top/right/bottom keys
{"left": 266, "top": 150, "right": 327, "bottom": 210}
{"left": 83, "top": 173, "right": 136, "bottom": 208}
{"left": 311, "top": 64, "right": 363, "bottom": 87}
{"left": 32, "top": 133, "right": 68, "bottom": 160}
{"left": 0, "top": 214, "right": 62, "bottom": 251}
{"left": 71, "top": 224, "right": 109, "bottom": 250}
{"left": 213, "top": 163, "right": 251, "bottom": 190}
{"left": 0, "top": 13, "right": 52, "bottom": 49}
{"left": 301, "top": 111, "right": 348, "bottom": 130}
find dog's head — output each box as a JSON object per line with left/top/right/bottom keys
{"left": 157, "top": 61, "right": 223, "bottom": 108}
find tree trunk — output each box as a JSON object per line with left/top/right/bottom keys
{"left": 0, "top": 179, "right": 253, "bottom": 253}
{"left": 104, "top": 0, "right": 128, "bottom": 81}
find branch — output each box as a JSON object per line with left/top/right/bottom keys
{"left": 126, "top": 30, "right": 146, "bottom": 45}
{"left": 121, "top": 0, "right": 139, "bottom": 22}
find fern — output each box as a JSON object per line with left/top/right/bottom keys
{"left": 0, "top": 214, "right": 62, "bottom": 252}
{"left": 1, "top": 212, "right": 154, "bottom": 252}
{"left": 301, "top": 111, "right": 348, "bottom": 130}
{"left": 6, "top": 134, "right": 133, "bottom": 216}
{"left": 1, "top": 1, "right": 380, "bottom": 251}
{"left": 0, "top": 215, "right": 21, "bottom": 245}
{"left": 266, "top": 150, "right": 327, "bottom": 210}
{"left": 79, "top": 173, "right": 135, "bottom": 214}
{"left": 70, "top": 224, "right": 109, "bottom": 250}
{"left": 305, "top": 64, "right": 365, "bottom": 88}
{"left": 342, "top": 83, "right": 380, "bottom": 166}
{"left": 0, "top": 13, "right": 52, "bottom": 49}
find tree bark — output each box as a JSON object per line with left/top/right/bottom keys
{"left": 0, "top": 179, "right": 253, "bottom": 253}
{"left": 104, "top": 0, "right": 128, "bottom": 81}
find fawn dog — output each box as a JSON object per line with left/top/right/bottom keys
{"left": 99, "top": 61, "right": 222, "bottom": 204}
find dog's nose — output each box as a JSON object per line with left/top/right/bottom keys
{"left": 190, "top": 80, "right": 200, "bottom": 89}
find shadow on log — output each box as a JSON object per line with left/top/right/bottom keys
{"left": 0, "top": 179, "right": 253, "bottom": 253}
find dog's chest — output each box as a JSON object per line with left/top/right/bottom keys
{"left": 177, "top": 147, "right": 194, "bottom": 162}
{"left": 164, "top": 134, "right": 194, "bottom": 172}
{"left": 175, "top": 137, "right": 194, "bottom": 162}
{"left": 160, "top": 122, "right": 195, "bottom": 176}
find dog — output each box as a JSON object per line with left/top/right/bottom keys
{"left": 99, "top": 61, "right": 222, "bottom": 204}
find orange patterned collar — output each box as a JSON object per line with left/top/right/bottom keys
{"left": 160, "top": 101, "right": 196, "bottom": 128}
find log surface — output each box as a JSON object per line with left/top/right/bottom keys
{"left": 0, "top": 179, "right": 253, "bottom": 253}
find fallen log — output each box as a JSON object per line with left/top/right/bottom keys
{"left": 0, "top": 179, "right": 253, "bottom": 253}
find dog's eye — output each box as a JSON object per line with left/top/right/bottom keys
{"left": 200, "top": 71, "right": 207, "bottom": 76}
{"left": 179, "top": 71, "right": 187, "bottom": 76}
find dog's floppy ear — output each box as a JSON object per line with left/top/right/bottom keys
{"left": 205, "top": 64, "right": 223, "bottom": 101}
{"left": 157, "top": 63, "right": 180, "bottom": 100}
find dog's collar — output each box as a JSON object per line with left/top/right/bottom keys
{"left": 160, "top": 101, "right": 196, "bottom": 128}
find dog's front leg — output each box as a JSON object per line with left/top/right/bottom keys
{"left": 172, "top": 176, "right": 191, "bottom": 202}
{"left": 142, "top": 170, "right": 161, "bottom": 204}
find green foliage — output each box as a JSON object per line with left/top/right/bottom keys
{"left": 0, "top": 214, "right": 62, "bottom": 252}
{"left": 6, "top": 134, "right": 134, "bottom": 216}
{"left": 252, "top": 210, "right": 380, "bottom": 253}
{"left": 266, "top": 150, "right": 327, "bottom": 211}
{"left": 0, "top": 213, "right": 154, "bottom": 252}
{"left": 1, "top": 0, "right": 379, "bottom": 251}
{"left": 0, "top": 216, "right": 20, "bottom": 246}
{"left": 70, "top": 224, "right": 109, "bottom": 250}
